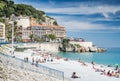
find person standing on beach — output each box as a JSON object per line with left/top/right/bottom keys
{"left": 32, "top": 57, "right": 34, "bottom": 65}
{"left": 35, "top": 60, "right": 38, "bottom": 67}
{"left": 35, "top": 57, "right": 38, "bottom": 67}
{"left": 115, "top": 64, "right": 119, "bottom": 70}
{"left": 26, "top": 57, "right": 28, "bottom": 62}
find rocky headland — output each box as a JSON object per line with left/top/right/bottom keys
{"left": 59, "top": 44, "right": 106, "bottom": 53}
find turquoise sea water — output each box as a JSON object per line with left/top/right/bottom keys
{"left": 57, "top": 48, "right": 120, "bottom": 66}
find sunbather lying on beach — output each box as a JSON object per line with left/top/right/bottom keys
{"left": 100, "top": 69, "right": 120, "bottom": 78}
{"left": 71, "top": 72, "right": 80, "bottom": 78}
{"left": 93, "top": 65, "right": 103, "bottom": 72}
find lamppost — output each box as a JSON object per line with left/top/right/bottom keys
{"left": 11, "top": 14, "right": 15, "bottom": 56}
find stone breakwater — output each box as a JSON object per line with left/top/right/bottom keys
{"left": 74, "top": 47, "right": 106, "bottom": 52}
{"left": 59, "top": 45, "right": 106, "bottom": 53}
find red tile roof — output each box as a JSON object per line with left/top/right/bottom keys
{"left": 30, "top": 18, "right": 65, "bottom": 29}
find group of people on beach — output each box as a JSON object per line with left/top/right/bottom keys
{"left": 23, "top": 51, "right": 120, "bottom": 79}
{"left": 31, "top": 52, "right": 54, "bottom": 66}
{"left": 92, "top": 62, "right": 120, "bottom": 78}
{"left": 32, "top": 57, "right": 38, "bottom": 66}
{"left": 71, "top": 61, "right": 120, "bottom": 79}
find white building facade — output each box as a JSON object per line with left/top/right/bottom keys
{"left": 0, "top": 22, "right": 6, "bottom": 42}
{"left": 15, "top": 16, "right": 30, "bottom": 29}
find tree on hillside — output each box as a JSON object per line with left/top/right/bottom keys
{"left": 0, "top": 0, "right": 58, "bottom": 25}
{"left": 53, "top": 21, "right": 58, "bottom": 25}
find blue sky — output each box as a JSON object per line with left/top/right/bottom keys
{"left": 13, "top": 0, "right": 120, "bottom": 47}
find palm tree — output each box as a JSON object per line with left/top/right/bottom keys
{"left": 62, "top": 38, "right": 70, "bottom": 49}
{"left": 6, "top": 33, "right": 11, "bottom": 42}
{"left": 49, "top": 34, "right": 56, "bottom": 41}
{"left": 29, "top": 34, "right": 34, "bottom": 42}
{"left": 33, "top": 35, "right": 44, "bottom": 42}
{"left": 14, "top": 21, "right": 20, "bottom": 42}
{"left": 44, "top": 34, "right": 56, "bottom": 42}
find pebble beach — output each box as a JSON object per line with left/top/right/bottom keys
{"left": 13, "top": 51, "right": 120, "bottom": 81}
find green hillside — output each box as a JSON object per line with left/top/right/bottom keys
{"left": 0, "top": 0, "right": 58, "bottom": 25}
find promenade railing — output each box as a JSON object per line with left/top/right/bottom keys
{"left": 0, "top": 52, "right": 70, "bottom": 81}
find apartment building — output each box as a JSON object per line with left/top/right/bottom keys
{"left": 0, "top": 22, "right": 5, "bottom": 42}
{"left": 22, "top": 17, "right": 66, "bottom": 42}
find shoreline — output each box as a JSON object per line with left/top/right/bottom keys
{"left": 54, "top": 49, "right": 120, "bottom": 67}
{"left": 12, "top": 51, "right": 120, "bottom": 81}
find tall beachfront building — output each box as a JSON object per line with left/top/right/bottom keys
{"left": 14, "top": 16, "right": 66, "bottom": 42}
{"left": 0, "top": 22, "right": 5, "bottom": 42}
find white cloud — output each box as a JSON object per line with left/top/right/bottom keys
{"left": 37, "top": 5, "right": 120, "bottom": 21}
{"left": 48, "top": 0, "right": 55, "bottom": 5}
{"left": 63, "top": 21, "right": 106, "bottom": 30}
{"left": 14, "top": 0, "right": 120, "bottom": 18}
{"left": 52, "top": 16, "right": 106, "bottom": 30}
{"left": 102, "top": 12, "right": 109, "bottom": 19}
{"left": 63, "top": 21, "right": 120, "bottom": 31}
{"left": 52, "top": 16, "right": 120, "bottom": 31}
{"left": 41, "top": 5, "right": 120, "bottom": 16}
{"left": 109, "top": 27, "right": 120, "bottom": 30}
